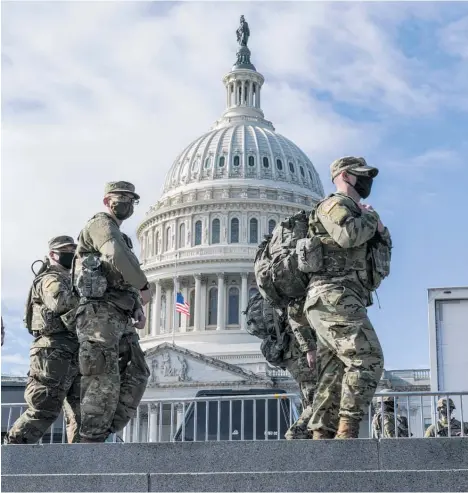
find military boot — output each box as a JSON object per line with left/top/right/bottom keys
{"left": 335, "top": 417, "right": 360, "bottom": 439}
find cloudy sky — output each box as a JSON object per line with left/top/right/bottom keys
{"left": 2, "top": 1, "right": 468, "bottom": 376}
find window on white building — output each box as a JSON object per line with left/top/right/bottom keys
{"left": 189, "top": 290, "right": 195, "bottom": 328}
{"left": 289, "top": 162, "right": 295, "bottom": 173}
{"left": 208, "top": 287, "right": 218, "bottom": 326}
{"left": 194, "top": 220, "right": 202, "bottom": 246}
{"left": 230, "top": 218, "right": 239, "bottom": 243}
{"left": 165, "top": 226, "right": 171, "bottom": 251}
{"left": 160, "top": 294, "right": 166, "bottom": 332}
{"left": 228, "top": 287, "right": 240, "bottom": 325}
{"left": 276, "top": 159, "right": 283, "bottom": 171}
{"left": 212, "top": 218, "right": 220, "bottom": 244}
{"left": 248, "top": 156, "right": 255, "bottom": 167}
{"left": 179, "top": 223, "right": 185, "bottom": 248}
{"left": 233, "top": 155, "right": 240, "bottom": 167}
{"left": 249, "top": 218, "right": 258, "bottom": 244}
{"left": 219, "top": 156, "right": 225, "bottom": 168}
{"left": 268, "top": 219, "right": 276, "bottom": 235}
{"left": 263, "top": 157, "right": 269, "bottom": 168}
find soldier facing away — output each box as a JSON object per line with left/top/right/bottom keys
{"left": 425, "top": 398, "right": 468, "bottom": 437}
{"left": 74, "top": 181, "right": 151, "bottom": 443}
{"left": 5, "top": 236, "right": 81, "bottom": 444}
{"left": 303, "top": 156, "right": 392, "bottom": 439}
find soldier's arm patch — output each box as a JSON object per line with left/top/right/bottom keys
{"left": 41, "top": 276, "right": 62, "bottom": 297}
{"left": 319, "top": 199, "right": 350, "bottom": 226}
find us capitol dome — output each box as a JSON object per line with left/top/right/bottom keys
{"left": 136, "top": 17, "right": 324, "bottom": 399}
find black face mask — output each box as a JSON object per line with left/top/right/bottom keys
{"left": 351, "top": 174, "right": 373, "bottom": 199}
{"left": 57, "top": 252, "right": 75, "bottom": 270}
{"left": 111, "top": 201, "right": 134, "bottom": 221}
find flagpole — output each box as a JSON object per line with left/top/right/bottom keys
{"left": 172, "top": 252, "right": 178, "bottom": 346}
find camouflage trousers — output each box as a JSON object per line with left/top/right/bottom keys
{"left": 76, "top": 301, "right": 150, "bottom": 441}
{"left": 305, "top": 286, "right": 383, "bottom": 435}
{"left": 6, "top": 343, "right": 81, "bottom": 444}
{"left": 283, "top": 328, "right": 317, "bottom": 440}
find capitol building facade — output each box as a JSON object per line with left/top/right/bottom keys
{"left": 136, "top": 21, "right": 324, "bottom": 400}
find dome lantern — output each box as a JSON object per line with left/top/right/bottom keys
{"left": 214, "top": 16, "right": 274, "bottom": 131}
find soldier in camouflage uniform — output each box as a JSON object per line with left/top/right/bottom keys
{"left": 74, "top": 181, "right": 151, "bottom": 443}
{"left": 246, "top": 293, "right": 316, "bottom": 439}
{"left": 372, "top": 393, "right": 410, "bottom": 438}
{"left": 284, "top": 297, "right": 317, "bottom": 439}
{"left": 304, "top": 157, "right": 392, "bottom": 439}
{"left": 425, "top": 398, "right": 468, "bottom": 437}
{"left": 5, "top": 236, "right": 81, "bottom": 444}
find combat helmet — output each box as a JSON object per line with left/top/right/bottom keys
{"left": 437, "top": 397, "right": 455, "bottom": 410}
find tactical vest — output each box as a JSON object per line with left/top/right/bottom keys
{"left": 307, "top": 194, "right": 391, "bottom": 291}
{"left": 24, "top": 268, "right": 71, "bottom": 337}
{"left": 372, "top": 412, "right": 409, "bottom": 438}
{"left": 74, "top": 214, "right": 137, "bottom": 312}
{"left": 434, "top": 419, "right": 464, "bottom": 437}
{"left": 253, "top": 211, "right": 310, "bottom": 308}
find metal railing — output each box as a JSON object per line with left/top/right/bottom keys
{"left": 2, "top": 391, "right": 467, "bottom": 444}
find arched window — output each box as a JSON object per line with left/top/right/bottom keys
{"left": 230, "top": 218, "right": 239, "bottom": 243}
{"left": 219, "top": 156, "right": 225, "bottom": 168}
{"left": 289, "top": 162, "right": 295, "bottom": 173}
{"left": 208, "top": 288, "right": 218, "bottom": 326}
{"left": 249, "top": 287, "right": 259, "bottom": 299}
{"left": 233, "top": 155, "right": 240, "bottom": 167}
{"left": 300, "top": 166, "right": 305, "bottom": 177}
{"left": 309, "top": 170, "right": 313, "bottom": 180}
{"left": 268, "top": 219, "right": 276, "bottom": 235}
{"left": 189, "top": 290, "right": 195, "bottom": 328}
{"left": 194, "top": 220, "right": 202, "bottom": 246}
{"left": 179, "top": 223, "right": 185, "bottom": 248}
{"left": 249, "top": 218, "right": 258, "bottom": 244}
{"left": 263, "top": 157, "right": 269, "bottom": 168}
{"left": 248, "top": 156, "right": 255, "bottom": 167}
{"left": 205, "top": 157, "right": 211, "bottom": 169}
{"left": 160, "top": 294, "right": 167, "bottom": 333}
{"left": 154, "top": 232, "right": 159, "bottom": 255}
{"left": 228, "top": 287, "right": 240, "bottom": 325}
{"left": 165, "top": 226, "right": 171, "bottom": 251}
{"left": 211, "top": 218, "right": 220, "bottom": 244}
{"left": 276, "top": 159, "right": 283, "bottom": 171}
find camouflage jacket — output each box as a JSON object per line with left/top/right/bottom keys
{"left": 306, "top": 192, "right": 391, "bottom": 308}
{"left": 425, "top": 418, "right": 468, "bottom": 437}
{"left": 372, "top": 411, "right": 410, "bottom": 438}
{"left": 76, "top": 212, "right": 147, "bottom": 314}
{"left": 27, "top": 265, "right": 79, "bottom": 348}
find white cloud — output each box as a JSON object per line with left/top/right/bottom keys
{"left": 1, "top": 2, "right": 465, "bottom": 369}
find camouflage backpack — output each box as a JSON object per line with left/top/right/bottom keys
{"left": 243, "top": 293, "right": 290, "bottom": 367}
{"left": 253, "top": 211, "right": 310, "bottom": 308}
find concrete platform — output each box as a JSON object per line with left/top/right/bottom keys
{"left": 2, "top": 439, "right": 467, "bottom": 492}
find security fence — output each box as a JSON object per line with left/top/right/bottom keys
{"left": 2, "top": 391, "right": 467, "bottom": 443}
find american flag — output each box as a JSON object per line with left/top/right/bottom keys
{"left": 175, "top": 292, "right": 190, "bottom": 317}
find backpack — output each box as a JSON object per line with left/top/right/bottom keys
{"left": 253, "top": 211, "right": 310, "bottom": 308}
{"left": 243, "top": 293, "right": 290, "bottom": 368}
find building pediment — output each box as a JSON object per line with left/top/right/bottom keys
{"left": 144, "top": 343, "right": 272, "bottom": 388}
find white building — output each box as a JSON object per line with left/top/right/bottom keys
{"left": 136, "top": 24, "right": 324, "bottom": 400}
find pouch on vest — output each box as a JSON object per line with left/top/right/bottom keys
{"left": 75, "top": 254, "right": 107, "bottom": 299}
{"left": 296, "top": 236, "right": 323, "bottom": 273}
{"left": 60, "top": 307, "right": 79, "bottom": 332}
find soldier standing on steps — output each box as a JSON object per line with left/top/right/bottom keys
{"left": 74, "top": 181, "right": 152, "bottom": 443}
{"left": 5, "top": 236, "right": 81, "bottom": 444}
{"left": 304, "top": 157, "right": 392, "bottom": 439}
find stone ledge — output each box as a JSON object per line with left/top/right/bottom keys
{"left": 1, "top": 473, "right": 149, "bottom": 493}
{"left": 1, "top": 440, "right": 379, "bottom": 475}
{"left": 147, "top": 470, "right": 468, "bottom": 492}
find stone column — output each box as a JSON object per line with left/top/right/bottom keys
{"left": 149, "top": 404, "right": 159, "bottom": 443}
{"left": 151, "top": 281, "right": 161, "bottom": 336}
{"left": 194, "top": 274, "right": 201, "bottom": 331}
{"left": 132, "top": 417, "right": 140, "bottom": 443}
{"left": 241, "top": 273, "right": 248, "bottom": 330}
{"left": 166, "top": 286, "right": 173, "bottom": 334}
{"left": 181, "top": 284, "right": 189, "bottom": 332}
{"left": 217, "top": 273, "right": 225, "bottom": 331}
